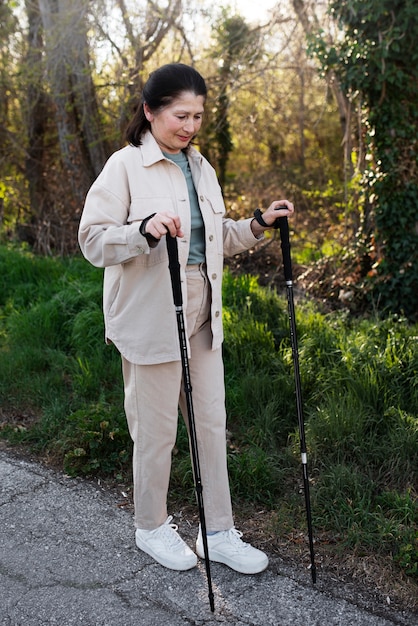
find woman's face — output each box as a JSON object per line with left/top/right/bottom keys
{"left": 144, "top": 91, "right": 205, "bottom": 154}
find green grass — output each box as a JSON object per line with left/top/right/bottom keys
{"left": 0, "top": 243, "right": 417, "bottom": 580}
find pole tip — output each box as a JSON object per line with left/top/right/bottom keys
{"left": 209, "top": 593, "right": 215, "bottom": 612}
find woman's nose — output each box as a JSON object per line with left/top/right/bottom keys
{"left": 182, "top": 118, "right": 194, "bottom": 132}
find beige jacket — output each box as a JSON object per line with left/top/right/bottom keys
{"left": 78, "top": 131, "right": 260, "bottom": 365}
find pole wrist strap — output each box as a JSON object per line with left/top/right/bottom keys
{"left": 253, "top": 208, "right": 269, "bottom": 227}
{"left": 139, "top": 213, "right": 159, "bottom": 243}
{"left": 254, "top": 208, "right": 281, "bottom": 229}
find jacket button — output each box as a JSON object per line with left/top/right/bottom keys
{"left": 137, "top": 247, "right": 145, "bottom": 254}
{"left": 212, "top": 273, "right": 217, "bottom": 280}
{"left": 209, "top": 235, "right": 214, "bottom": 242}
{"left": 200, "top": 195, "right": 205, "bottom": 201}
{"left": 215, "top": 310, "right": 220, "bottom": 317}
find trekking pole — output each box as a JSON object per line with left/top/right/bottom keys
{"left": 166, "top": 232, "right": 215, "bottom": 612}
{"left": 277, "top": 215, "right": 317, "bottom": 584}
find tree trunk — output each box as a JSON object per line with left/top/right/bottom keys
{"left": 115, "top": 0, "right": 183, "bottom": 134}
{"left": 24, "top": 4, "right": 47, "bottom": 213}
{"left": 38, "top": 0, "right": 110, "bottom": 205}
{"left": 291, "top": 0, "right": 353, "bottom": 178}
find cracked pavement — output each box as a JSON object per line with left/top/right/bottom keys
{"left": 0, "top": 449, "right": 416, "bottom": 626}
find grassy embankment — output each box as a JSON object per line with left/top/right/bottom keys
{"left": 0, "top": 244, "right": 417, "bottom": 589}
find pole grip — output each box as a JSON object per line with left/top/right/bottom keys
{"left": 278, "top": 216, "right": 293, "bottom": 282}
{"left": 166, "top": 233, "right": 182, "bottom": 307}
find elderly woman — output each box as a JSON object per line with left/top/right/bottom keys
{"left": 78, "top": 63, "right": 294, "bottom": 574}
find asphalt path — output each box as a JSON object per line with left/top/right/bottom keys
{"left": 1, "top": 448, "right": 416, "bottom": 626}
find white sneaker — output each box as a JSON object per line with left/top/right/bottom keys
{"left": 196, "top": 527, "right": 268, "bottom": 574}
{"left": 135, "top": 516, "right": 197, "bottom": 571}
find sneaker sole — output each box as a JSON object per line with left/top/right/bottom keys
{"left": 136, "top": 536, "right": 198, "bottom": 571}
{"left": 196, "top": 545, "right": 268, "bottom": 574}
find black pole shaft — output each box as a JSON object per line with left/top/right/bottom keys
{"left": 166, "top": 233, "right": 215, "bottom": 612}
{"left": 278, "top": 216, "right": 317, "bottom": 584}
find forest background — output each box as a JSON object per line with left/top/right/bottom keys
{"left": 0, "top": 0, "right": 417, "bottom": 617}
{"left": 1, "top": 0, "right": 417, "bottom": 318}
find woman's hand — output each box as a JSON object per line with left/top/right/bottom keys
{"left": 142, "top": 212, "right": 184, "bottom": 241}
{"left": 264, "top": 200, "right": 294, "bottom": 224}
{"left": 250, "top": 200, "right": 294, "bottom": 238}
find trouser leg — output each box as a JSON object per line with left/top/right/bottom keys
{"left": 179, "top": 339, "right": 234, "bottom": 531}
{"left": 178, "top": 264, "right": 234, "bottom": 531}
{"left": 122, "top": 356, "right": 182, "bottom": 530}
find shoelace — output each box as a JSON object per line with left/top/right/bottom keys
{"left": 225, "top": 528, "right": 251, "bottom": 552}
{"left": 153, "top": 516, "right": 185, "bottom": 550}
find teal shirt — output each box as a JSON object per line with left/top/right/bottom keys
{"left": 163, "top": 151, "right": 205, "bottom": 264}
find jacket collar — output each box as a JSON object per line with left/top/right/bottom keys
{"left": 140, "top": 130, "right": 202, "bottom": 167}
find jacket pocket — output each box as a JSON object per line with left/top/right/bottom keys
{"left": 204, "top": 193, "right": 225, "bottom": 216}
{"left": 104, "top": 264, "right": 122, "bottom": 319}
{"left": 203, "top": 195, "right": 225, "bottom": 255}
{"left": 128, "top": 197, "right": 176, "bottom": 223}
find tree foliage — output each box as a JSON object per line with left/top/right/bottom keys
{"left": 308, "top": 0, "right": 418, "bottom": 320}
{"left": 3, "top": 0, "right": 417, "bottom": 321}
{"left": 205, "top": 11, "right": 263, "bottom": 187}
{"left": 1, "top": 1, "right": 343, "bottom": 257}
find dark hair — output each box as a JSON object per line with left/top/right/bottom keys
{"left": 125, "top": 63, "right": 207, "bottom": 147}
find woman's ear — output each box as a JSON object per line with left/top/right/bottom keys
{"left": 143, "top": 103, "right": 154, "bottom": 122}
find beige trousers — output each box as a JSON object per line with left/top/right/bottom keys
{"left": 122, "top": 263, "right": 234, "bottom": 531}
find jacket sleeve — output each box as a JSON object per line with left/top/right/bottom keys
{"left": 78, "top": 155, "right": 151, "bottom": 268}
{"left": 222, "top": 217, "right": 262, "bottom": 258}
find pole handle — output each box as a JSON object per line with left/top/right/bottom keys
{"left": 166, "top": 233, "right": 182, "bottom": 307}
{"left": 277, "top": 216, "right": 292, "bottom": 282}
